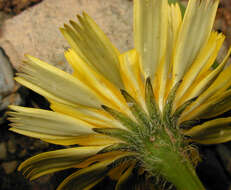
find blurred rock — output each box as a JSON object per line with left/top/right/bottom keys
{"left": 0, "top": 48, "right": 22, "bottom": 112}
{"left": 0, "top": 48, "right": 14, "bottom": 96}
{"left": 0, "top": 92, "right": 22, "bottom": 110}
{"left": 0, "top": 0, "right": 133, "bottom": 71}
{"left": 0, "top": 142, "right": 7, "bottom": 159}
{"left": 0, "top": 0, "right": 42, "bottom": 14}
{"left": 219, "top": 0, "right": 231, "bottom": 46}
{"left": 2, "top": 160, "right": 18, "bottom": 174}
{"left": 0, "top": 48, "right": 22, "bottom": 111}
{"left": 0, "top": 11, "right": 11, "bottom": 29}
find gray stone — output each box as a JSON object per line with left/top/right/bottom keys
{"left": 0, "top": 0, "right": 133, "bottom": 70}
{"left": 0, "top": 48, "right": 22, "bottom": 111}
{"left": 0, "top": 92, "right": 22, "bottom": 110}
{"left": 0, "top": 48, "right": 14, "bottom": 96}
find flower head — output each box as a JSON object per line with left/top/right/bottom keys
{"left": 8, "top": 0, "right": 231, "bottom": 189}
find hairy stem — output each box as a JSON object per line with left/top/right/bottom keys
{"left": 141, "top": 130, "right": 205, "bottom": 190}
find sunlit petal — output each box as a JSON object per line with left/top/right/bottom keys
{"left": 184, "top": 118, "right": 231, "bottom": 144}
{"left": 16, "top": 55, "right": 102, "bottom": 108}
{"left": 8, "top": 105, "right": 95, "bottom": 139}
{"left": 18, "top": 146, "right": 105, "bottom": 180}
{"left": 60, "top": 13, "right": 123, "bottom": 89}
{"left": 134, "top": 0, "right": 168, "bottom": 78}
{"left": 172, "top": 0, "right": 219, "bottom": 84}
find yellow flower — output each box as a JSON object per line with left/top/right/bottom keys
{"left": 8, "top": 0, "right": 231, "bottom": 189}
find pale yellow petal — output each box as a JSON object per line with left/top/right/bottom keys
{"left": 180, "top": 47, "right": 231, "bottom": 122}
{"left": 43, "top": 134, "right": 120, "bottom": 146}
{"left": 18, "top": 146, "right": 105, "bottom": 180}
{"left": 184, "top": 118, "right": 231, "bottom": 144}
{"left": 180, "top": 89, "right": 231, "bottom": 121}
{"left": 17, "top": 55, "right": 102, "bottom": 108}
{"left": 60, "top": 13, "right": 123, "bottom": 88}
{"left": 57, "top": 152, "right": 135, "bottom": 190}
{"left": 172, "top": 0, "right": 219, "bottom": 84}
{"left": 15, "top": 77, "right": 74, "bottom": 108}
{"left": 134, "top": 0, "right": 168, "bottom": 78}
{"left": 155, "top": 3, "right": 182, "bottom": 110}
{"left": 174, "top": 32, "right": 225, "bottom": 109}
{"left": 75, "top": 151, "right": 133, "bottom": 169}
{"left": 198, "top": 94, "right": 231, "bottom": 119}
{"left": 65, "top": 49, "right": 130, "bottom": 115}
{"left": 9, "top": 127, "right": 118, "bottom": 146}
{"left": 119, "top": 49, "right": 145, "bottom": 110}
{"left": 50, "top": 100, "right": 125, "bottom": 129}
{"left": 8, "top": 106, "right": 95, "bottom": 139}
{"left": 9, "top": 128, "right": 72, "bottom": 141}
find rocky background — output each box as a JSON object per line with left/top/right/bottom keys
{"left": 0, "top": 0, "right": 231, "bottom": 189}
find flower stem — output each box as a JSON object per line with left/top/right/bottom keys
{"left": 159, "top": 152, "right": 204, "bottom": 190}
{"left": 142, "top": 137, "right": 205, "bottom": 190}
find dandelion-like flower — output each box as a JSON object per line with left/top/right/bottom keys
{"left": 8, "top": 0, "right": 231, "bottom": 189}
